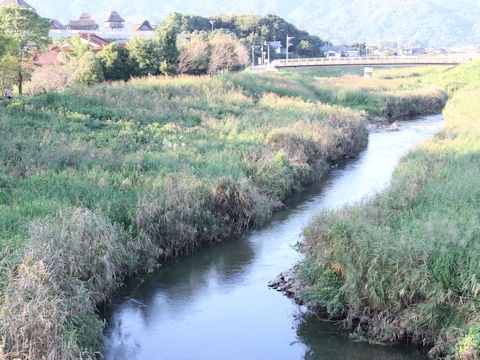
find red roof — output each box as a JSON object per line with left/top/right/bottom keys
{"left": 32, "top": 47, "right": 64, "bottom": 66}
{"left": 58, "top": 32, "right": 110, "bottom": 51}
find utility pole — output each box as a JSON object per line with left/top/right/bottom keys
{"left": 251, "top": 45, "right": 255, "bottom": 66}
{"left": 286, "top": 34, "right": 294, "bottom": 60}
{"left": 266, "top": 41, "right": 270, "bottom": 64}
{"left": 261, "top": 42, "right": 264, "bottom": 65}
{"left": 209, "top": 20, "right": 216, "bottom": 32}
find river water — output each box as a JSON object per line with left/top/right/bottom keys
{"left": 102, "top": 114, "right": 444, "bottom": 360}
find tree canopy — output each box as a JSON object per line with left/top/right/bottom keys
{"left": 0, "top": 5, "right": 50, "bottom": 94}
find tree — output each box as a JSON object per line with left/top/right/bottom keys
{"left": 0, "top": 34, "right": 18, "bottom": 94}
{"left": 128, "top": 36, "right": 161, "bottom": 77}
{"left": 98, "top": 44, "right": 132, "bottom": 81}
{"left": 0, "top": 6, "right": 50, "bottom": 95}
{"left": 156, "top": 24, "right": 179, "bottom": 75}
{"left": 208, "top": 34, "right": 249, "bottom": 74}
{"left": 178, "top": 38, "right": 210, "bottom": 75}
{"left": 72, "top": 52, "right": 104, "bottom": 85}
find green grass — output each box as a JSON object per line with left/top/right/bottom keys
{"left": 0, "top": 69, "right": 446, "bottom": 359}
{"left": 299, "top": 61, "right": 480, "bottom": 358}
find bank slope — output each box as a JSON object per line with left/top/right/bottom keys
{"left": 298, "top": 61, "right": 480, "bottom": 358}
{"left": 0, "top": 70, "right": 446, "bottom": 359}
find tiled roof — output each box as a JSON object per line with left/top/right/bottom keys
{"left": 32, "top": 47, "right": 64, "bottom": 66}
{"left": 0, "top": 0, "right": 35, "bottom": 10}
{"left": 104, "top": 11, "right": 124, "bottom": 23}
{"left": 50, "top": 18, "right": 65, "bottom": 30}
{"left": 130, "top": 19, "right": 154, "bottom": 32}
{"left": 58, "top": 32, "right": 110, "bottom": 51}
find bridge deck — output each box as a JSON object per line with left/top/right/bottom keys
{"left": 270, "top": 55, "right": 477, "bottom": 68}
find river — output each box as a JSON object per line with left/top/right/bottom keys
{"left": 102, "top": 114, "right": 444, "bottom": 360}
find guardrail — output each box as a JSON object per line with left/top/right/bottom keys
{"left": 270, "top": 55, "right": 478, "bottom": 68}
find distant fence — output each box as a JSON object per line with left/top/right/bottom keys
{"left": 270, "top": 55, "right": 480, "bottom": 68}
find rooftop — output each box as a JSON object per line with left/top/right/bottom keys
{"left": 0, "top": 0, "right": 35, "bottom": 10}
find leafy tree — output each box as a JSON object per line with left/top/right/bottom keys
{"left": 63, "top": 35, "right": 90, "bottom": 60}
{"left": 178, "top": 38, "right": 210, "bottom": 75}
{"left": 0, "top": 34, "right": 18, "bottom": 95}
{"left": 208, "top": 33, "right": 249, "bottom": 74}
{"left": 0, "top": 6, "right": 50, "bottom": 95}
{"left": 156, "top": 24, "right": 180, "bottom": 75}
{"left": 72, "top": 52, "right": 104, "bottom": 85}
{"left": 128, "top": 36, "right": 161, "bottom": 77}
{"left": 161, "top": 12, "right": 210, "bottom": 33}
{"left": 98, "top": 44, "right": 132, "bottom": 81}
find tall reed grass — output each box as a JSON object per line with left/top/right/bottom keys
{"left": 0, "top": 68, "right": 447, "bottom": 359}
{"left": 298, "top": 61, "right": 480, "bottom": 358}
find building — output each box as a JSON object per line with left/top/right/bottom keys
{"left": 32, "top": 47, "right": 65, "bottom": 66}
{"left": 0, "top": 0, "right": 35, "bottom": 10}
{"left": 104, "top": 11, "right": 125, "bottom": 30}
{"left": 58, "top": 32, "right": 110, "bottom": 51}
{"left": 130, "top": 19, "right": 154, "bottom": 32}
{"left": 50, "top": 19, "right": 65, "bottom": 30}
{"left": 320, "top": 45, "right": 359, "bottom": 58}
{"left": 68, "top": 13, "right": 97, "bottom": 31}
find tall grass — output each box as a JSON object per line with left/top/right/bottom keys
{"left": 299, "top": 61, "right": 480, "bottom": 358}
{"left": 0, "top": 68, "right": 447, "bottom": 359}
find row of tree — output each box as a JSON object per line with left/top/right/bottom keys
{"left": 161, "top": 13, "right": 328, "bottom": 58}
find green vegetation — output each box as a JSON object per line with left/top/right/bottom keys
{"left": 0, "top": 67, "right": 446, "bottom": 359}
{"left": 0, "top": 5, "right": 50, "bottom": 95}
{"left": 161, "top": 12, "right": 327, "bottom": 59}
{"left": 299, "top": 61, "right": 480, "bottom": 358}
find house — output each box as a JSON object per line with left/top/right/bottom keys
{"left": 130, "top": 19, "right": 154, "bottom": 32}
{"left": 68, "top": 13, "right": 97, "bottom": 31}
{"left": 32, "top": 47, "right": 65, "bottom": 66}
{"left": 50, "top": 19, "right": 65, "bottom": 30}
{"left": 58, "top": 32, "right": 110, "bottom": 51}
{"left": 320, "top": 45, "right": 358, "bottom": 58}
{"left": 104, "top": 11, "right": 125, "bottom": 30}
{"left": 0, "top": 0, "right": 35, "bottom": 10}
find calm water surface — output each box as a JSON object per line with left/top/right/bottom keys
{"left": 102, "top": 115, "right": 444, "bottom": 360}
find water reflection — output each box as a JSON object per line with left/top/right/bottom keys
{"left": 103, "top": 115, "right": 443, "bottom": 360}
{"left": 295, "top": 312, "right": 426, "bottom": 360}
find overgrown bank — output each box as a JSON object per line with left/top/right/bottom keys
{"left": 0, "top": 70, "right": 446, "bottom": 359}
{"left": 297, "top": 61, "right": 480, "bottom": 359}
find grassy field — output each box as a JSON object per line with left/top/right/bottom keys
{"left": 0, "top": 69, "right": 446, "bottom": 359}
{"left": 299, "top": 61, "right": 480, "bottom": 359}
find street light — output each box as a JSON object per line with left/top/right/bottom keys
{"left": 209, "top": 20, "right": 216, "bottom": 32}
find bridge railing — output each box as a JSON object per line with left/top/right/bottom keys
{"left": 270, "top": 55, "right": 478, "bottom": 67}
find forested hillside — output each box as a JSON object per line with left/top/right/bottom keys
{"left": 30, "top": 0, "right": 480, "bottom": 46}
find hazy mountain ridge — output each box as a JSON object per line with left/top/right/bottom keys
{"left": 29, "top": 0, "right": 480, "bottom": 46}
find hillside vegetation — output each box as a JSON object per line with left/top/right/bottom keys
{"left": 299, "top": 61, "right": 480, "bottom": 358}
{"left": 33, "top": 0, "right": 480, "bottom": 46}
{"left": 0, "top": 69, "right": 446, "bottom": 358}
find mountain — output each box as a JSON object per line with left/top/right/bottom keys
{"left": 28, "top": 0, "right": 480, "bottom": 46}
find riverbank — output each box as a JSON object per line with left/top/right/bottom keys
{"left": 292, "top": 61, "right": 480, "bottom": 359}
{"left": 0, "top": 70, "right": 446, "bottom": 359}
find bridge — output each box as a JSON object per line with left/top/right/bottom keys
{"left": 269, "top": 55, "right": 478, "bottom": 69}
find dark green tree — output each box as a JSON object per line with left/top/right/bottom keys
{"left": 156, "top": 24, "right": 180, "bottom": 75}
{"left": 72, "top": 52, "right": 104, "bottom": 85}
{"left": 0, "top": 34, "right": 19, "bottom": 94}
{"left": 98, "top": 43, "right": 132, "bottom": 81}
{"left": 128, "top": 37, "right": 161, "bottom": 77}
{"left": 0, "top": 6, "right": 50, "bottom": 95}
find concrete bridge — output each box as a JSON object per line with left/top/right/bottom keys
{"left": 269, "top": 55, "right": 478, "bottom": 69}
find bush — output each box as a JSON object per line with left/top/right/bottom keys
{"left": 72, "top": 52, "right": 104, "bottom": 85}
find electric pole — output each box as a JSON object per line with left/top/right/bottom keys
{"left": 286, "top": 34, "right": 294, "bottom": 60}
{"left": 251, "top": 45, "right": 255, "bottom": 66}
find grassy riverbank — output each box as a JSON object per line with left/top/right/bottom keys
{"left": 299, "top": 61, "right": 480, "bottom": 358}
{"left": 0, "top": 70, "right": 446, "bottom": 359}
